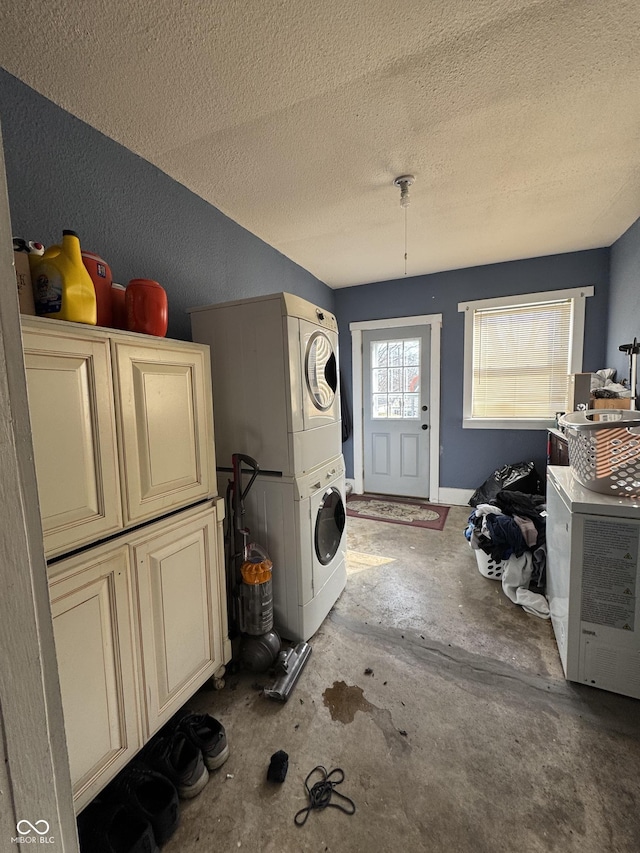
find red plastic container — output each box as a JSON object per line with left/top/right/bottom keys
{"left": 111, "top": 283, "right": 127, "bottom": 329}
{"left": 82, "top": 251, "right": 113, "bottom": 327}
{"left": 125, "top": 279, "right": 168, "bottom": 337}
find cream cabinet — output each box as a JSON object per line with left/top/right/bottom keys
{"left": 48, "top": 500, "right": 230, "bottom": 812}
{"left": 22, "top": 316, "right": 229, "bottom": 814}
{"left": 132, "top": 503, "right": 226, "bottom": 737}
{"left": 21, "top": 324, "right": 122, "bottom": 556}
{"left": 48, "top": 544, "right": 141, "bottom": 813}
{"left": 111, "top": 339, "right": 215, "bottom": 526}
{"left": 21, "top": 317, "right": 216, "bottom": 558}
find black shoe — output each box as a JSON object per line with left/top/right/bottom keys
{"left": 78, "top": 801, "right": 158, "bottom": 853}
{"left": 143, "top": 730, "right": 209, "bottom": 799}
{"left": 175, "top": 711, "right": 230, "bottom": 771}
{"left": 103, "top": 763, "right": 179, "bottom": 845}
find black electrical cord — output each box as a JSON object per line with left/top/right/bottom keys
{"left": 294, "top": 766, "right": 356, "bottom": 826}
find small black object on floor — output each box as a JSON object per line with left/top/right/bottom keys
{"left": 267, "top": 750, "right": 289, "bottom": 783}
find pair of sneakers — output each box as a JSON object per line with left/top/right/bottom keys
{"left": 77, "top": 712, "right": 228, "bottom": 852}
{"left": 78, "top": 764, "right": 178, "bottom": 852}
{"left": 143, "top": 710, "right": 230, "bottom": 800}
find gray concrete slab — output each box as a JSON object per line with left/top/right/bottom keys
{"left": 162, "top": 506, "right": 640, "bottom": 853}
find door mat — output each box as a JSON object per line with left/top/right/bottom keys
{"left": 346, "top": 494, "right": 450, "bottom": 530}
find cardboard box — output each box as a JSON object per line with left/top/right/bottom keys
{"left": 14, "top": 251, "right": 35, "bottom": 315}
{"left": 590, "top": 397, "right": 631, "bottom": 410}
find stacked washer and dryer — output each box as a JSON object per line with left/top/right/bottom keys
{"left": 190, "top": 293, "right": 347, "bottom": 642}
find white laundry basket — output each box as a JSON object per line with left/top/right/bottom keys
{"left": 559, "top": 409, "right": 640, "bottom": 497}
{"left": 473, "top": 548, "right": 505, "bottom": 580}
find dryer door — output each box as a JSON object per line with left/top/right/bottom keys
{"left": 301, "top": 320, "right": 340, "bottom": 429}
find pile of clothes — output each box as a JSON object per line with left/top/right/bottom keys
{"left": 465, "top": 490, "right": 549, "bottom": 619}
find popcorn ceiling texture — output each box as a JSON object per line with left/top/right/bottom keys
{"left": 1, "top": 0, "right": 639, "bottom": 287}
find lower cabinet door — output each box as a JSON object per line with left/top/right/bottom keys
{"left": 132, "top": 506, "right": 224, "bottom": 737}
{"left": 48, "top": 545, "right": 140, "bottom": 812}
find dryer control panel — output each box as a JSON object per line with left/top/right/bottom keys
{"left": 281, "top": 292, "right": 338, "bottom": 332}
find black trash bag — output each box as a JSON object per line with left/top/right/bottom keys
{"left": 469, "top": 461, "right": 544, "bottom": 507}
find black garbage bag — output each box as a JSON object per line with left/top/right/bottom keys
{"left": 469, "top": 461, "right": 544, "bottom": 507}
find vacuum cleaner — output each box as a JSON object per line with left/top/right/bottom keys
{"left": 225, "top": 453, "right": 311, "bottom": 702}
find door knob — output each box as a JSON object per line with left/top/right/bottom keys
{"left": 421, "top": 424, "right": 428, "bottom": 430}
{"left": 422, "top": 405, "right": 428, "bottom": 411}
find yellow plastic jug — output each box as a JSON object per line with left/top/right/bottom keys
{"left": 31, "top": 230, "right": 97, "bottom": 324}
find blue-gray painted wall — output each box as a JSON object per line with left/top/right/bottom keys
{"left": 0, "top": 70, "right": 333, "bottom": 341}
{"left": 607, "top": 215, "right": 640, "bottom": 383}
{"left": 1, "top": 69, "right": 623, "bottom": 493}
{"left": 335, "top": 250, "right": 610, "bottom": 490}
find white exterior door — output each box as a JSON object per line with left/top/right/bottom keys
{"left": 363, "top": 325, "right": 431, "bottom": 497}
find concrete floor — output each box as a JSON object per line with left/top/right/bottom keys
{"left": 163, "top": 506, "right": 640, "bottom": 853}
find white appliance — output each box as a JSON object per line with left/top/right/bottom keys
{"left": 193, "top": 292, "right": 346, "bottom": 641}
{"left": 190, "top": 292, "right": 341, "bottom": 475}
{"left": 547, "top": 466, "right": 640, "bottom": 699}
{"left": 218, "top": 455, "right": 347, "bottom": 641}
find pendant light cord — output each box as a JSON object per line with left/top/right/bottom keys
{"left": 394, "top": 175, "right": 414, "bottom": 278}
{"left": 404, "top": 204, "right": 408, "bottom": 276}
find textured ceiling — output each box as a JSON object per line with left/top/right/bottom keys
{"left": 1, "top": 0, "right": 640, "bottom": 288}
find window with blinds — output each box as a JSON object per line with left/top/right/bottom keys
{"left": 458, "top": 286, "right": 593, "bottom": 429}
{"left": 472, "top": 299, "right": 573, "bottom": 419}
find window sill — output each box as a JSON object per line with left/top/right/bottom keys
{"left": 463, "top": 417, "right": 555, "bottom": 430}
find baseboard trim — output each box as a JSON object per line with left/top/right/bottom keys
{"left": 345, "top": 481, "right": 471, "bottom": 506}
{"left": 438, "top": 487, "right": 474, "bottom": 506}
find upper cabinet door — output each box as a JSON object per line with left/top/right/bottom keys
{"left": 111, "top": 339, "right": 216, "bottom": 525}
{"left": 22, "top": 324, "right": 122, "bottom": 558}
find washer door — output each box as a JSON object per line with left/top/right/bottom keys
{"left": 305, "top": 330, "right": 337, "bottom": 412}
{"left": 314, "top": 486, "right": 346, "bottom": 566}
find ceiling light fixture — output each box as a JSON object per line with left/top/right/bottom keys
{"left": 393, "top": 174, "right": 415, "bottom": 276}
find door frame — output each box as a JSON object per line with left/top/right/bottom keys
{"left": 0, "top": 127, "right": 78, "bottom": 848}
{"left": 350, "top": 314, "right": 442, "bottom": 501}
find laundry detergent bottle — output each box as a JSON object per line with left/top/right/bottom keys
{"left": 31, "top": 230, "right": 97, "bottom": 324}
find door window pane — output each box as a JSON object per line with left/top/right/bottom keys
{"left": 389, "top": 395, "right": 403, "bottom": 417}
{"left": 404, "top": 366, "right": 419, "bottom": 392}
{"left": 389, "top": 367, "right": 402, "bottom": 392}
{"left": 372, "top": 342, "right": 388, "bottom": 368}
{"left": 370, "top": 339, "right": 421, "bottom": 419}
{"left": 373, "top": 394, "right": 388, "bottom": 418}
{"left": 403, "top": 394, "right": 419, "bottom": 418}
{"left": 404, "top": 340, "right": 420, "bottom": 365}
{"left": 372, "top": 369, "right": 387, "bottom": 393}
{"left": 388, "top": 342, "right": 403, "bottom": 366}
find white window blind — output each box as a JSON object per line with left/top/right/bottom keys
{"left": 472, "top": 299, "right": 573, "bottom": 419}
